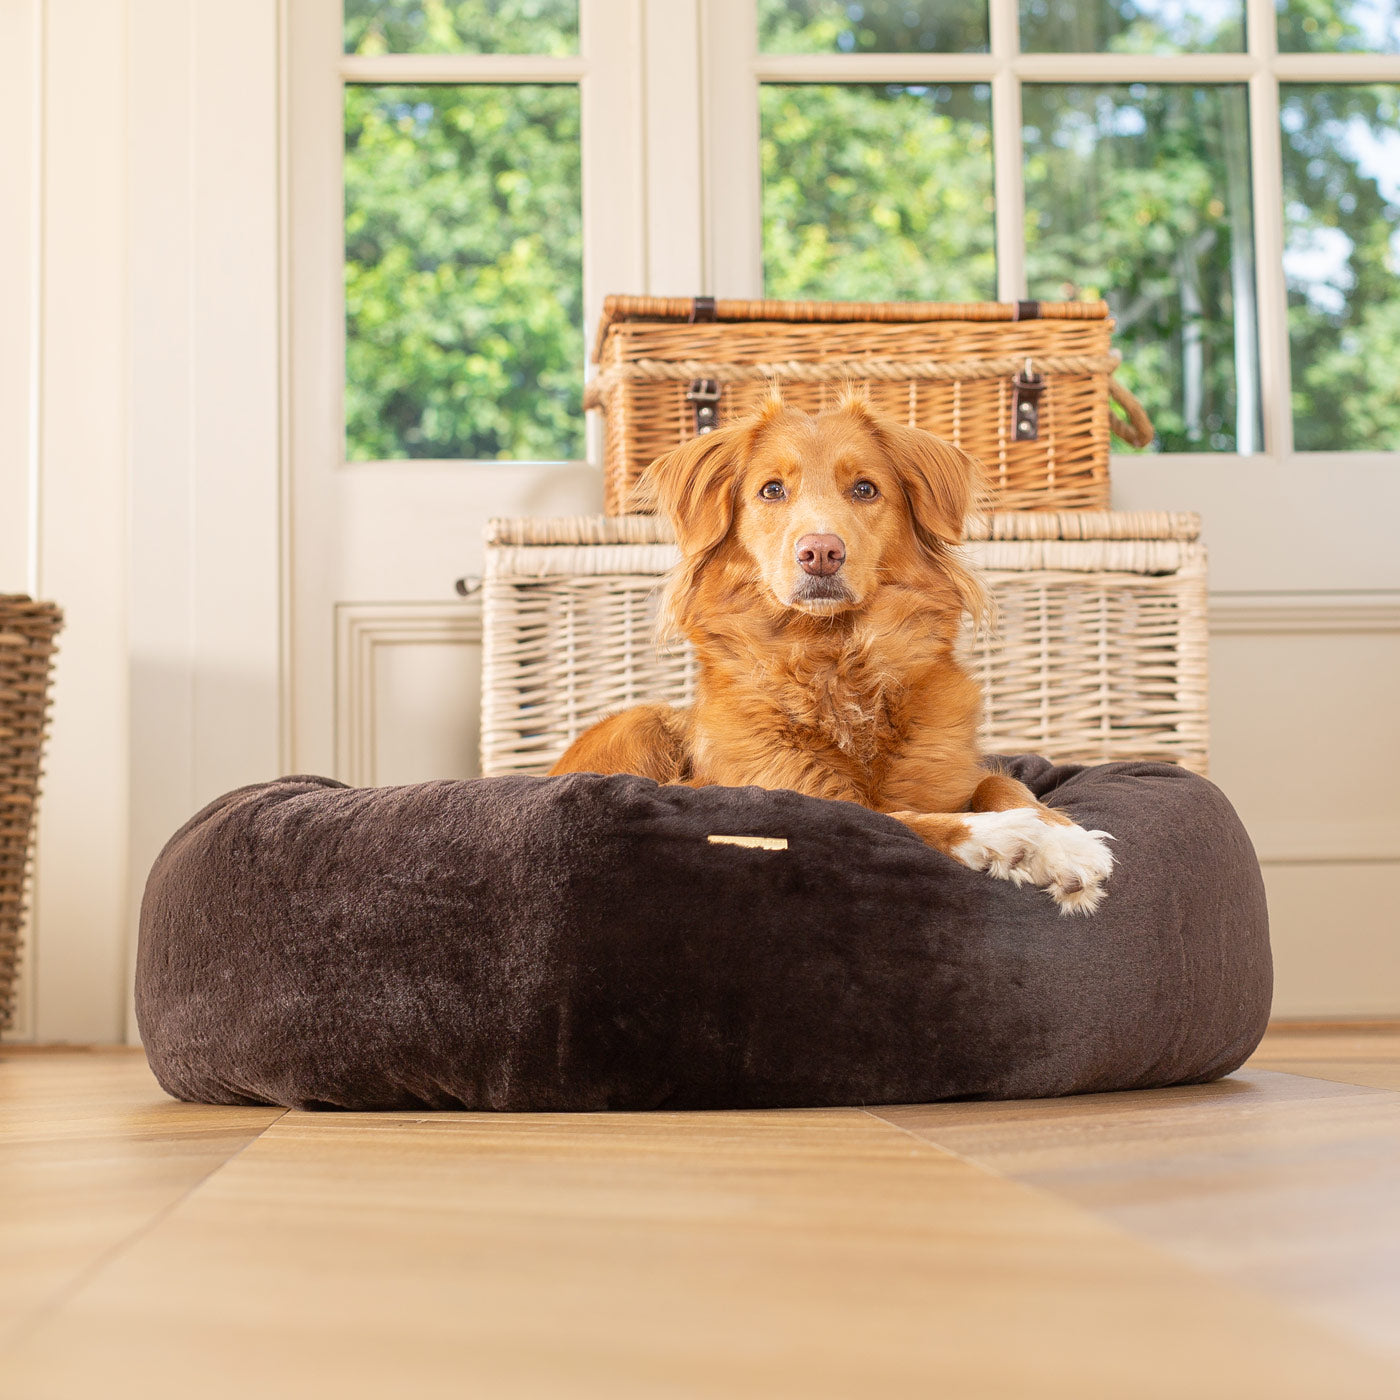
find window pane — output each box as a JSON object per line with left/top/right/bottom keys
{"left": 1023, "top": 84, "right": 1261, "bottom": 453}
{"left": 1020, "top": 0, "right": 1245, "bottom": 52}
{"left": 1282, "top": 85, "right": 1400, "bottom": 451}
{"left": 344, "top": 85, "right": 583, "bottom": 461}
{"left": 758, "top": 1, "right": 989, "bottom": 54}
{"left": 1277, "top": 0, "right": 1400, "bottom": 53}
{"left": 761, "top": 85, "right": 996, "bottom": 301}
{"left": 344, "top": 1, "right": 578, "bottom": 56}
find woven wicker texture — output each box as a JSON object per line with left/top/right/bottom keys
{"left": 589, "top": 295, "right": 1110, "bottom": 359}
{"left": 480, "top": 515, "right": 1208, "bottom": 780}
{"left": 589, "top": 298, "right": 1151, "bottom": 518}
{"left": 0, "top": 596, "right": 62, "bottom": 1030}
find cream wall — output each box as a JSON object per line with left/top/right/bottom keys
{"left": 0, "top": 0, "right": 283, "bottom": 1042}
{"left": 2, "top": 0, "right": 133, "bottom": 1042}
{"left": 0, "top": 0, "right": 1396, "bottom": 1043}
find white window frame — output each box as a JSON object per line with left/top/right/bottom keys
{"left": 294, "top": 0, "right": 651, "bottom": 473}
{"left": 700, "top": 0, "right": 1400, "bottom": 462}
{"left": 289, "top": 0, "right": 1400, "bottom": 494}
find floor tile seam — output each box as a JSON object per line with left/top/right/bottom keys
{"left": 0, "top": 1105, "right": 289, "bottom": 1354}
{"left": 863, "top": 1104, "right": 1400, "bottom": 1380}
{"left": 1248, "top": 1066, "right": 1400, "bottom": 1095}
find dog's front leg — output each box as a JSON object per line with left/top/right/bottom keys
{"left": 550, "top": 703, "right": 690, "bottom": 782}
{"left": 887, "top": 776, "right": 1114, "bottom": 915}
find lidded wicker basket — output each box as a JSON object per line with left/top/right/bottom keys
{"left": 586, "top": 296, "right": 1154, "bottom": 517}
{"left": 479, "top": 512, "right": 1207, "bottom": 780}
{"left": 0, "top": 596, "right": 62, "bottom": 1030}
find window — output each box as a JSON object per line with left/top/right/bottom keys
{"left": 1281, "top": 83, "right": 1400, "bottom": 450}
{"left": 745, "top": 0, "right": 1400, "bottom": 453}
{"left": 1021, "top": 82, "right": 1258, "bottom": 452}
{"left": 761, "top": 82, "right": 996, "bottom": 303}
{"left": 341, "top": 2, "right": 584, "bottom": 461}
{"left": 323, "top": 2, "right": 1400, "bottom": 462}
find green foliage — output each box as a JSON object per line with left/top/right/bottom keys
{"left": 756, "top": 1, "right": 1398, "bottom": 453}
{"left": 1282, "top": 84, "right": 1400, "bottom": 450}
{"left": 344, "top": 0, "right": 576, "bottom": 56}
{"left": 757, "top": 0, "right": 987, "bottom": 54}
{"left": 1276, "top": 0, "right": 1398, "bottom": 53}
{"left": 343, "top": 84, "right": 582, "bottom": 461}
{"left": 1019, "top": 0, "right": 1244, "bottom": 54}
{"left": 761, "top": 85, "right": 996, "bottom": 302}
{"left": 1023, "top": 84, "right": 1259, "bottom": 452}
{"left": 339, "top": 1, "right": 1398, "bottom": 460}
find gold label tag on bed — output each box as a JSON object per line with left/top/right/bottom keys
{"left": 707, "top": 835, "right": 788, "bottom": 851}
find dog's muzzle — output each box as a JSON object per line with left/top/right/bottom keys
{"left": 791, "top": 574, "right": 856, "bottom": 605}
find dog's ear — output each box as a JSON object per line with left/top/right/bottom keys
{"left": 634, "top": 423, "right": 748, "bottom": 557}
{"left": 635, "top": 424, "right": 750, "bottom": 637}
{"left": 874, "top": 419, "right": 982, "bottom": 549}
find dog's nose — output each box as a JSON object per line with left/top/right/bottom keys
{"left": 795, "top": 533, "right": 846, "bottom": 577}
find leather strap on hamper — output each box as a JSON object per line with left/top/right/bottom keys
{"left": 585, "top": 353, "right": 1156, "bottom": 447}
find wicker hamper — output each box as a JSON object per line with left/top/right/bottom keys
{"left": 479, "top": 513, "right": 1208, "bottom": 780}
{"left": 587, "top": 296, "right": 1155, "bottom": 517}
{"left": 0, "top": 596, "right": 62, "bottom": 1030}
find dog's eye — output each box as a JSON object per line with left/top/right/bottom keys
{"left": 853, "top": 480, "right": 879, "bottom": 500}
{"left": 759, "top": 481, "right": 787, "bottom": 501}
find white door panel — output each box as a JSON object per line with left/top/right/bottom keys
{"left": 335, "top": 603, "right": 485, "bottom": 788}
{"left": 293, "top": 462, "right": 601, "bottom": 780}
{"left": 333, "top": 463, "right": 601, "bottom": 601}
{"left": 287, "top": 0, "right": 642, "bottom": 783}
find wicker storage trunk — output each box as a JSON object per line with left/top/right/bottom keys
{"left": 0, "top": 596, "right": 62, "bottom": 1030}
{"left": 480, "top": 513, "right": 1207, "bottom": 780}
{"left": 586, "top": 296, "right": 1153, "bottom": 517}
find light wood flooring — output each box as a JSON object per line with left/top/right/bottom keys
{"left": 3, "top": 1027, "right": 1399, "bottom": 1398}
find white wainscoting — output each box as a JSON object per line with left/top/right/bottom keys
{"left": 335, "top": 601, "right": 484, "bottom": 788}
{"left": 1208, "top": 592, "right": 1400, "bottom": 1015}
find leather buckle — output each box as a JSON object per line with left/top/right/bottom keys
{"left": 1011, "top": 361, "right": 1045, "bottom": 442}
{"left": 686, "top": 378, "right": 722, "bottom": 435}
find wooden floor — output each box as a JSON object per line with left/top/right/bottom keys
{"left": 3, "top": 1029, "right": 1400, "bottom": 1398}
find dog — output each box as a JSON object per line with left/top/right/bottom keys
{"left": 551, "top": 391, "right": 1113, "bottom": 913}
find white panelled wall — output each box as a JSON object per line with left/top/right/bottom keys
{"left": 1, "top": 0, "right": 284, "bottom": 1043}
{"left": 3, "top": 0, "right": 134, "bottom": 1042}
{"left": 0, "top": 1, "right": 1396, "bottom": 1042}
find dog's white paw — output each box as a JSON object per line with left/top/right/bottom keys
{"left": 951, "top": 809, "right": 1051, "bottom": 887}
{"left": 1021, "top": 821, "right": 1115, "bottom": 915}
{"left": 952, "top": 810, "right": 1114, "bottom": 915}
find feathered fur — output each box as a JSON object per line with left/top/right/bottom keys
{"left": 552, "top": 394, "right": 1113, "bottom": 912}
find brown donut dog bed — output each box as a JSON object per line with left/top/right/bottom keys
{"left": 135, "top": 757, "right": 1271, "bottom": 1111}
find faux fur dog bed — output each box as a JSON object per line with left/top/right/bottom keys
{"left": 135, "top": 757, "right": 1270, "bottom": 1111}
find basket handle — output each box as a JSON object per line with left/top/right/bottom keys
{"left": 1108, "top": 376, "right": 1155, "bottom": 448}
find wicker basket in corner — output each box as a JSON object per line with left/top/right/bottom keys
{"left": 586, "top": 295, "right": 1155, "bottom": 517}
{"left": 0, "top": 596, "right": 62, "bottom": 1031}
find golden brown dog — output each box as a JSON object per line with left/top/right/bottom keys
{"left": 551, "top": 392, "right": 1113, "bottom": 913}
